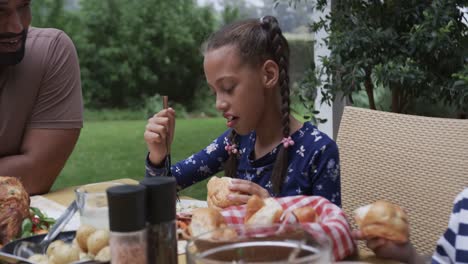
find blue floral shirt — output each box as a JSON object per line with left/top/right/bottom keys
{"left": 145, "top": 122, "right": 341, "bottom": 207}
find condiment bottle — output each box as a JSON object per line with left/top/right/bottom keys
{"left": 140, "top": 177, "right": 177, "bottom": 264}
{"left": 107, "top": 184, "right": 147, "bottom": 264}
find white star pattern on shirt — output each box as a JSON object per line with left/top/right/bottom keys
{"left": 327, "top": 159, "right": 339, "bottom": 182}
{"left": 265, "top": 181, "right": 273, "bottom": 189}
{"left": 296, "top": 145, "right": 305, "bottom": 157}
{"left": 316, "top": 184, "right": 323, "bottom": 191}
{"left": 205, "top": 142, "right": 218, "bottom": 154}
{"left": 175, "top": 166, "right": 181, "bottom": 175}
{"left": 311, "top": 129, "right": 323, "bottom": 142}
{"left": 184, "top": 155, "right": 196, "bottom": 165}
{"left": 245, "top": 174, "right": 255, "bottom": 181}
{"left": 257, "top": 167, "right": 264, "bottom": 175}
{"left": 299, "top": 130, "right": 305, "bottom": 138}
{"left": 198, "top": 165, "right": 211, "bottom": 175}
{"left": 288, "top": 167, "right": 294, "bottom": 174}
{"left": 296, "top": 186, "right": 303, "bottom": 194}
{"left": 309, "top": 150, "right": 319, "bottom": 166}
{"left": 284, "top": 175, "right": 290, "bottom": 183}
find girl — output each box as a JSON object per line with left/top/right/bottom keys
{"left": 144, "top": 16, "right": 341, "bottom": 207}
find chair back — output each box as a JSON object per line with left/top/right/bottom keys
{"left": 337, "top": 106, "right": 468, "bottom": 255}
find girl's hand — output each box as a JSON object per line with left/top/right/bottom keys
{"left": 227, "top": 179, "right": 270, "bottom": 204}
{"left": 144, "top": 108, "right": 176, "bottom": 165}
{"left": 352, "top": 230, "right": 421, "bottom": 263}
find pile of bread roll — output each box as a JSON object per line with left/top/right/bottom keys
{"left": 28, "top": 224, "right": 110, "bottom": 264}
{"left": 186, "top": 177, "right": 319, "bottom": 240}
{"left": 205, "top": 177, "right": 410, "bottom": 244}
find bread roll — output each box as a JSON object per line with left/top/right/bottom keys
{"left": 246, "top": 198, "right": 283, "bottom": 225}
{"left": 189, "top": 207, "right": 227, "bottom": 237}
{"left": 354, "top": 200, "right": 409, "bottom": 243}
{"left": 207, "top": 177, "right": 244, "bottom": 209}
{"left": 245, "top": 195, "right": 265, "bottom": 223}
{"left": 292, "top": 207, "right": 318, "bottom": 223}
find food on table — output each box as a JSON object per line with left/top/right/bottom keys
{"left": 282, "top": 206, "right": 318, "bottom": 224}
{"left": 95, "top": 246, "right": 110, "bottom": 262}
{"left": 244, "top": 195, "right": 265, "bottom": 222}
{"left": 0, "top": 176, "right": 30, "bottom": 245}
{"left": 28, "top": 254, "right": 49, "bottom": 264}
{"left": 207, "top": 176, "right": 244, "bottom": 210}
{"left": 354, "top": 200, "right": 409, "bottom": 243}
{"left": 245, "top": 196, "right": 283, "bottom": 225}
{"left": 188, "top": 207, "right": 237, "bottom": 240}
{"left": 46, "top": 239, "right": 65, "bottom": 256}
{"left": 27, "top": 224, "right": 111, "bottom": 263}
{"left": 75, "top": 224, "right": 96, "bottom": 252}
{"left": 176, "top": 214, "right": 192, "bottom": 240}
{"left": 21, "top": 207, "right": 56, "bottom": 238}
{"left": 86, "top": 229, "right": 110, "bottom": 256}
{"left": 48, "top": 242, "right": 80, "bottom": 264}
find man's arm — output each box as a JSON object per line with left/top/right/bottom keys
{"left": 0, "top": 128, "right": 80, "bottom": 195}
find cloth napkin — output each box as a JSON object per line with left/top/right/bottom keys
{"left": 220, "top": 195, "right": 356, "bottom": 261}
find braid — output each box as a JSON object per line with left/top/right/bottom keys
{"left": 261, "top": 16, "right": 291, "bottom": 195}
{"left": 224, "top": 129, "right": 239, "bottom": 178}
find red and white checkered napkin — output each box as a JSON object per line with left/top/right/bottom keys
{"left": 220, "top": 195, "right": 356, "bottom": 261}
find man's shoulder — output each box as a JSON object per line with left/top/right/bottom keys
{"left": 28, "top": 27, "right": 63, "bottom": 36}
{"left": 26, "top": 27, "right": 75, "bottom": 49}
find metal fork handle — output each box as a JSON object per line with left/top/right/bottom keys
{"left": 40, "top": 200, "right": 78, "bottom": 246}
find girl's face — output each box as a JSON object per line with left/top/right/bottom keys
{"left": 204, "top": 45, "right": 267, "bottom": 135}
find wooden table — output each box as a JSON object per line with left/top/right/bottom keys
{"left": 43, "top": 179, "right": 400, "bottom": 264}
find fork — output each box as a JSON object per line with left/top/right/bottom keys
{"left": 163, "top": 96, "right": 180, "bottom": 202}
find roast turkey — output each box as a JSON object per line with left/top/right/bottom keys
{"left": 0, "top": 176, "right": 30, "bottom": 245}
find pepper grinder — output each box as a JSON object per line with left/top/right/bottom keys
{"left": 107, "top": 185, "right": 147, "bottom": 264}
{"left": 140, "top": 177, "right": 177, "bottom": 264}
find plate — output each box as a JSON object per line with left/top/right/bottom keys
{"left": 1, "top": 231, "right": 76, "bottom": 255}
{"left": 1, "top": 231, "right": 109, "bottom": 264}
{"left": 176, "top": 199, "right": 208, "bottom": 215}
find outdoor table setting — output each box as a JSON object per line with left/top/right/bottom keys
{"left": 7, "top": 178, "right": 398, "bottom": 264}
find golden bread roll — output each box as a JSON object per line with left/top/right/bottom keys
{"left": 292, "top": 207, "right": 318, "bottom": 223}
{"left": 207, "top": 177, "right": 244, "bottom": 209}
{"left": 354, "top": 200, "right": 409, "bottom": 243}
{"left": 244, "top": 195, "right": 265, "bottom": 223}
{"left": 245, "top": 197, "right": 283, "bottom": 225}
{"left": 0, "top": 176, "right": 30, "bottom": 244}
{"left": 189, "top": 207, "right": 226, "bottom": 237}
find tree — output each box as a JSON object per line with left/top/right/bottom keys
{"left": 76, "top": 0, "right": 215, "bottom": 108}
{"left": 303, "top": 0, "right": 468, "bottom": 116}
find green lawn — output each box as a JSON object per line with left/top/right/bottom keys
{"left": 52, "top": 118, "right": 226, "bottom": 200}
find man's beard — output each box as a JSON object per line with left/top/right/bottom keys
{"left": 0, "top": 29, "right": 28, "bottom": 66}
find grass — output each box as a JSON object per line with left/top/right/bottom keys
{"left": 52, "top": 117, "right": 227, "bottom": 200}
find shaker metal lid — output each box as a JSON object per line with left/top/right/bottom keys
{"left": 107, "top": 184, "right": 146, "bottom": 232}
{"left": 140, "top": 177, "right": 176, "bottom": 224}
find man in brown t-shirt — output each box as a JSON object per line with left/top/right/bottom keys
{"left": 0, "top": 0, "right": 83, "bottom": 195}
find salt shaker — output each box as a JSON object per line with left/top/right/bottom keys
{"left": 140, "top": 177, "right": 177, "bottom": 264}
{"left": 107, "top": 184, "right": 147, "bottom": 264}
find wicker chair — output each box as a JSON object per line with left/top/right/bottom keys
{"left": 336, "top": 106, "right": 468, "bottom": 255}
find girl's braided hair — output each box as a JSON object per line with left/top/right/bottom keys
{"left": 203, "top": 16, "right": 290, "bottom": 195}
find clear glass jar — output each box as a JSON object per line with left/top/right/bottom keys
{"left": 186, "top": 224, "right": 332, "bottom": 264}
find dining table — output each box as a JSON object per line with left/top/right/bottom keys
{"left": 41, "top": 178, "right": 400, "bottom": 264}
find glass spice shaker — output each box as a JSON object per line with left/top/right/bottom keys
{"left": 107, "top": 184, "right": 147, "bottom": 264}
{"left": 140, "top": 177, "right": 177, "bottom": 264}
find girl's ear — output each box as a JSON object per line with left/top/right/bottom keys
{"left": 261, "top": 60, "right": 279, "bottom": 89}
